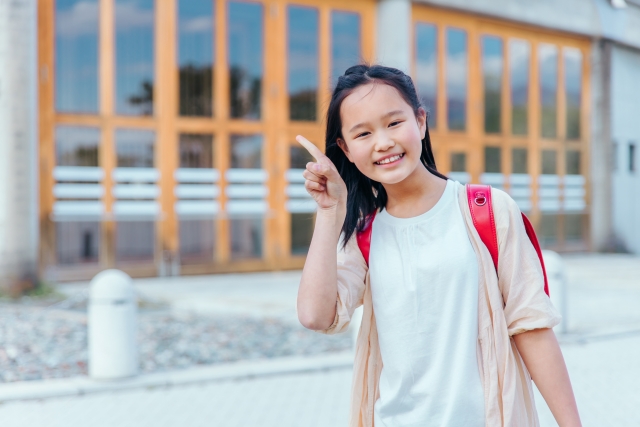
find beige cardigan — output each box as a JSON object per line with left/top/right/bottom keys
{"left": 320, "top": 182, "right": 561, "bottom": 427}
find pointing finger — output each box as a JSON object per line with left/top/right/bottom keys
{"left": 296, "top": 135, "right": 326, "bottom": 162}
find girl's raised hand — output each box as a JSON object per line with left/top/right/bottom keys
{"left": 296, "top": 135, "right": 347, "bottom": 211}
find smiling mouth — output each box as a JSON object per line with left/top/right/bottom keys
{"left": 375, "top": 153, "right": 405, "bottom": 165}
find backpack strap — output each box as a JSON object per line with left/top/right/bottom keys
{"left": 521, "top": 213, "right": 550, "bottom": 296}
{"left": 356, "top": 211, "right": 377, "bottom": 266}
{"left": 466, "top": 184, "right": 499, "bottom": 270}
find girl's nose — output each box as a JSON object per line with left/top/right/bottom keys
{"left": 374, "top": 133, "right": 396, "bottom": 151}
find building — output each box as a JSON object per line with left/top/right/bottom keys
{"left": 0, "top": 0, "right": 639, "bottom": 287}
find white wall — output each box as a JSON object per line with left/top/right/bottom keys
{"left": 0, "top": 0, "right": 39, "bottom": 290}
{"left": 611, "top": 45, "right": 640, "bottom": 253}
{"left": 377, "top": 0, "right": 412, "bottom": 73}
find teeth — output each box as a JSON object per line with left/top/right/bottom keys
{"left": 377, "top": 154, "right": 403, "bottom": 165}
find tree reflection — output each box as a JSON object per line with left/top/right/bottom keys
{"left": 230, "top": 66, "right": 261, "bottom": 120}
{"left": 128, "top": 80, "right": 154, "bottom": 115}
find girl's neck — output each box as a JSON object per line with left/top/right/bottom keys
{"left": 381, "top": 164, "right": 447, "bottom": 219}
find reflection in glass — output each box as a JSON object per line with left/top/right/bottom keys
{"left": 510, "top": 39, "right": 530, "bottom": 135}
{"left": 288, "top": 6, "right": 319, "bottom": 121}
{"left": 228, "top": 1, "right": 263, "bottom": 119}
{"left": 565, "top": 48, "right": 582, "bottom": 140}
{"left": 566, "top": 150, "right": 581, "bottom": 175}
{"left": 180, "top": 219, "right": 214, "bottom": 263}
{"left": 512, "top": 148, "right": 528, "bottom": 174}
{"left": 291, "top": 213, "right": 314, "bottom": 255}
{"left": 446, "top": 28, "right": 467, "bottom": 131}
{"left": 541, "top": 150, "right": 557, "bottom": 175}
{"left": 230, "top": 134, "right": 262, "bottom": 168}
{"left": 290, "top": 145, "right": 313, "bottom": 169}
{"left": 539, "top": 44, "right": 558, "bottom": 139}
{"left": 116, "top": 129, "right": 155, "bottom": 167}
{"left": 540, "top": 214, "right": 558, "bottom": 246}
{"left": 56, "top": 222, "right": 101, "bottom": 265}
{"left": 450, "top": 152, "right": 466, "bottom": 172}
{"left": 116, "top": 221, "right": 155, "bottom": 262}
{"left": 180, "top": 134, "right": 213, "bottom": 168}
{"left": 115, "top": 0, "right": 155, "bottom": 115}
{"left": 178, "top": 0, "right": 214, "bottom": 116}
{"left": 415, "top": 23, "right": 437, "bottom": 127}
{"left": 482, "top": 36, "right": 503, "bottom": 133}
{"left": 331, "top": 11, "right": 361, "bottom": 86}
{"left": 564, "top": 214, "right": 584, "bottom": 242}
{"left": 231, "top": 218, "right": 262, "bottom": 258}
{"left": 484, "top": 147, "right": 501, "bottom": 173}
{"left": 56, "top": 126, "right": 100, "bottom": 166}
{"left": 55, "top": 0, "right": 99, "bottom": 112}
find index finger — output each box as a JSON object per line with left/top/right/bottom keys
{"left": 296, "top": 135, "right": 326, "bottom": 161}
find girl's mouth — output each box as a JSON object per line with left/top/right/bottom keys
{"left": 374, "top": 153, "right": 405, "bottom": 165}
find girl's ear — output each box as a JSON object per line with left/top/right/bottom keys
{"left": 417, "top": 107, "right": 427, "bottom": 138}
{"left": 337, "top": 138, "right": 354, "bottom": 163}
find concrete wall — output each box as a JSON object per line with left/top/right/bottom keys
{"left": 377, "top": 0, "right": 412, "bottom": 73}
{"left": 611, "top": 44, "right": 640, "bottom": 253}
{"left": 0, "top": 0, "right": 39, "bottom": 293}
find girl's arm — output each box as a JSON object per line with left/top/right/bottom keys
{"left": 514, "top": 328, "right": 581, "bottom": 427}
{"left": 295, "top": 136, "right": 348, "bottom": 331}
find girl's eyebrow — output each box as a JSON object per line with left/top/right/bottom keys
{"left": 348, "top": 109, "right": 405, "bottom": 133}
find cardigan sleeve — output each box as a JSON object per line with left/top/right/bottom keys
{"left": 492, "top": 188, "right": 562, "bottom": 336}
{"left": 318, "top": 232, "right": 368, "bottom": 335}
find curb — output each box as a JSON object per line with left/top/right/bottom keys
{"left": 0, "top": 352, "right": 353, "bottom": 403}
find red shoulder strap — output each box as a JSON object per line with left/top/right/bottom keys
{"left": 356, "top": 211, "right": 376, "bottom": 266}
{"left": 521, "top": 213, "right": 550, "bottom": 296}
{"left": 466, "top": 184, "right": 499, "bottom": 270}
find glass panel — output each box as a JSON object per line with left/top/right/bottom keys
{"left": 540, "top": 214, "right": 558, "bottom": 246}
{"left": 56, "top": 222, "right": 100, "bottom": 264}
{"left": 116, "top": 221, "right": 155, "bottom": 262}
{"left": 510, "top": 39, "right": 530, "bottom": 135}
{"left": 446, "top": 28, "right": 467, "bottom": 131}
{"left": 331, "top": 11, "right": 361, "bottom": 85}
{"left": 484, "top": 147, "right": 501, "bottom": 173}
{"left": 228, "top": 1, "right": 263, "bottom": 120}
{"left": 230, "top": 134, "right": 262, "bottom": 168}
{"left": 564, "top": 214, "right": 584, "bottom": 242}
{"left": 180, "top": 219, "right": 215, "bottom": 263}
{"left": 565, "top": 48, "right": 582, "bottom": 140}
{"left": 482, "top": 35, "right": 503, "bottom": 134}
{"left": 178, "top": 0, "right": 214, "bottom": 117}
{"left": 288, "top": 6, "right": 319, "bottom": 121}
{"left": 290, "top": 145, "right": 313, "bottom": 169}
{"left": 512, "top": 148, "right": 528, "bottom": 174}
{"left": 291, "top": 213, "right": 314, "bottom": 255}
{"left": 231, "top": 218, "right": 262, "bottom": 258}
{"left": 566, "top": 150, "right": 581, "bottom": 175}
{"left": 630, "top": 143, "right": 636, "bottom": 173}
{"left": 541, "top": 150, "right": 557, "bottom": 175}
{"left": 115, "top": 0, "right": 155, "bottom": 115}
{"left": 180, "top": 134, "right": 213, "bottom": 168}
{"left": 116, "top": 129, "right": 155, "bottom": 167}
{"left": 56, "top": 126, "right": 100, "bottom": 166}
{"left": 450, "top": 152, "right": 466, "bottom": 172}
{"left": 55, "top": 0, "right": 99, "bottom": 113}
{"left": 539, "top": 44, "right": 558, "bottom": 139}
{"left": 415, "top": 23, "right": 437, "bottom": 127}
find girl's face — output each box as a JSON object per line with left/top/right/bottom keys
{"left": 337, "top": 83, "right": 427, "bottom": 185}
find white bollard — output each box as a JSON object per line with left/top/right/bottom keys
{"left": 542, "top": 250, "right": 568, "bottom": 334}
{"left": 88, "top": 269, "right": 138, "bottom": 379}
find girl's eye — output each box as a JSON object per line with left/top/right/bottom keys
{"left": 355, "top": 132, "right": 370, "bottom": 138}
{"left": 389, "top": 120, "right": 402, "bottom": 127}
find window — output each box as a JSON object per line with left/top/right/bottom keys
{"left": 288, "top": 6, "right": 319, "bottom": 121}
{"left": 56, "top": 222, "right": 100, "bottom": 264}
{"left": 630, "top": 143, "right": 636, "bottom": 173}
{"left": 178, "top": 0, "right": 214, "bottom": 117}
{"left": 289, "top": 146, "right": 315, "bottom": 255}
{"left": 541, "top": 150, "right": 557, "bottom": 175}
{"left": 446, "top": 28, "right": 467, "bottom": 131}
{"left": 482, "top": 35, "right": 503, "bottom": 134}
{"left": 512, "top": 148, "right": 528, "bottom": 174}
{"left": 180, "top": 219, "right": 215, "bottom": 263}
{"left": 509, "top": 39, "right": 530, "bottom": 136}
{"left": 484, "top": 147, "right": 501, "bottom": 173}
{"left": 331, "top": 11, "right": 361, "bottom": 86}
{"left": 564, "top": 48, "right": 582, "bottom": 140}
{"left": 228, "top": 1, "right": 263, "bottom": 120}
{"left": 116, "top": 221, "right": 155, "bottom": 262}
{"left": 55, "top": 0, "right": 99, "bottom": 113}
{"left": 116, "top": 129, "right": 155, "bottom": 167}
{"left": 450, "top": 152, "right": 466, "bottom": 172}
{"left": 415, "top": 23, "right": 437, "bottom": 127}
{"left": 115, "top": 0, "right": 155, "bottom": 115}
{"left": 539, "top": 44, "right": 558, "bottom": 139}
{"left": 179, "top": 134, "right": 213, "bottom": 168}
{"left": 56, "top": 126, "right": 100, "bottom": 166}
{"left": 566, "top": 150, "right": 581, "bottom": 175}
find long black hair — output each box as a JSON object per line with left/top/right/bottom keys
{"left": 325, "top": 64, "right": 447, "bottom": 248}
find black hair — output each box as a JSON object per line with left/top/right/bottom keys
{"left": 325, "top": 64, "right": 447, "bottom": 248}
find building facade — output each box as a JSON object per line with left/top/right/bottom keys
{"left": 1, "top": 0, "right": 638, "bottom": 286}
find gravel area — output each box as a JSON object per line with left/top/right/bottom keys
{"left": 0, "top": 296, "right": 351, "bottom": 383}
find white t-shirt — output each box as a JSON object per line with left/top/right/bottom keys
{"left": 370, "top": 179, "right": 485, "bottom": 427}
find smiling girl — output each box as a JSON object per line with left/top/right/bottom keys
{"left": 296, "top": 64, "right": 581, "bottom": 427}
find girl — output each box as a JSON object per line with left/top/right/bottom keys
{"left": 296, "top": 65, "right": 581, "bottom": 427}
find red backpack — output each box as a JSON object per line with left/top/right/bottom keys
{"left": 355, "top": 184, "right": 550, "bottom": 296}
